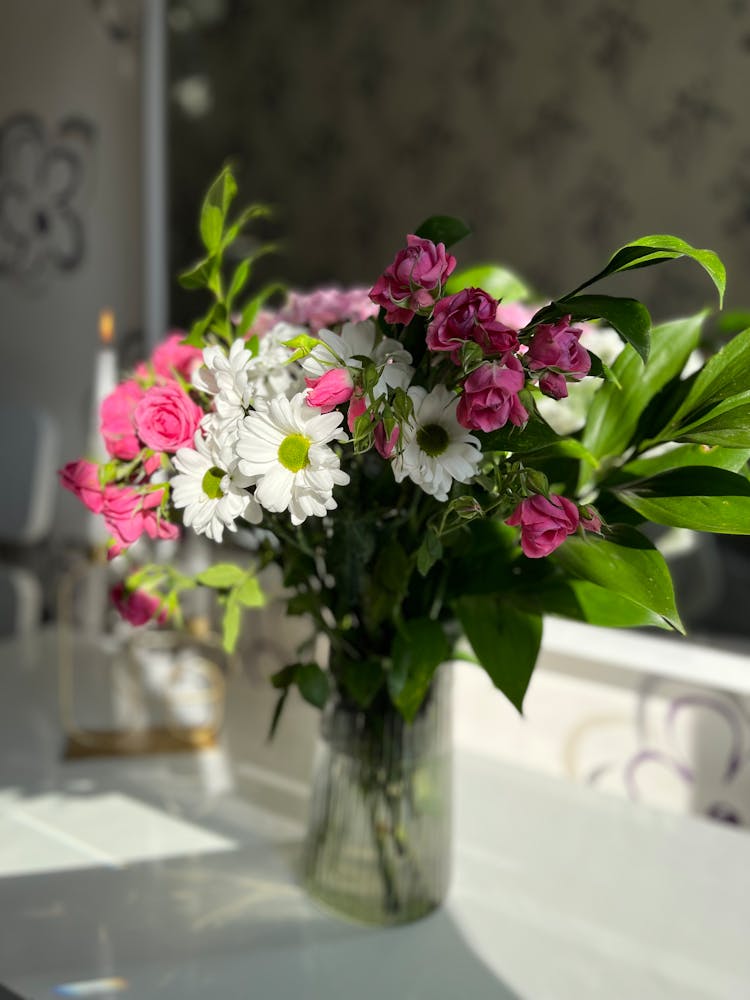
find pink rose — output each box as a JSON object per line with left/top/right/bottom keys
{"left": 456, "top": 357, "right": 528, "bottom": 432}
{"left": 281, "top": 287, "right": 378, "bottom": 332}
{"left": 506, "top": 494, "right": 580, "bottom": 559}
{"left": 58, "top": 459, "right": 104, "bottom": 514}
{"left": 370, "top": 235, "right": 456, "bottom": 326}
{"left": 102, "top": 485, "right": 179, "bottom": 558}
{"left": 305, "top": 368, "right": 355, "bottom": 412}
{"left": 111, "top": 582, "right": 168, "bottom": 626}
{"left": 427, "top": 288, "right": 520, "bottom": 361}
{"left": 100, "top": 380, "right": 144, "bottom": 460}
{"left": 150, "top": 332, "right": 203, "bottom": 382}
{"left": 527, "top": 316, "right": 591, "bottom": 399}
{"left": 133, "top": 383, "right": 203, "bottom": 453}
{"left": 374, "top": 421, "right": 399, "bottom": 459}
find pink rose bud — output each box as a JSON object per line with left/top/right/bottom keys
{"left": 527, "top": 315, "right": 591, "bottom": 384}
{"left": 580, "top": 506, "right": 603, "bottom": 533}
{"left": 456, "top": 356, "right": 528, "bottom": 432}
{"left": 58, "top": 459, "right": 105, "bottom": 514}
{"left": 539, "top": 371, "right": 569, "bottom": 400}
{"left": 506, "top": 494, "right": 580, "bottom": 559}
{"left": 369, "top": 235, "right": 456, "bottom": 326}
{"left": 427, "top": 288, "right": 520, "bottom": 361}
{"left": 100, "top": 379, "right": 145, "bottom": 461}
{"left": 133, "top": 382, "right": 203, "bottom": 453}
{"left": 346, "top": 389, "right": 369, "bottom": 434}
{"left": 111, "top": 582, "right": 168, "bottom": 626}
{"left": 305, "top": 368, "right": 355, "bottom": 412}
{"left": 374, "top": 421, "right": 399, "bottom": 459}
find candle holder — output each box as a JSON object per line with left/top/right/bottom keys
{"left": 57, "top": 548, "right": 228, "bottom": 758}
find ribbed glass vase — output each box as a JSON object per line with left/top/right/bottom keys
{"left": 301, "top": 667, "right": 452, "bottom": 925}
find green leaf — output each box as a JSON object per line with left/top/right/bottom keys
{"left": 531, "top": 294, "right": 652, "bottom": 363}
{"left": 364, "top": 539, "right": 411, "bottom": 629}
{"left": 267, "top": 688, "right": 289, "bottom": 741}
{"left": 197, "top": 564, "right": 246, "bottom": 589}
{"left": 513, "top": 578, "right": 669, "bottom": 630}
{"left": 341, "top": 658, "right": 384, "bottom": 709}
{"left": 200, "top": 166, "right": 238, "bottom": 252}
{"left": 587, "top": 350, "right": 621, "bottom": 387}
{"left": 614, "top": 466, "right": 750, "bottom": 534}
{"left": 235, "top": 575, "right": 266, "bottom": 608}
{"left": 270, "top": 664, "right": 298, "bottom": 689}
{"left": 445, "top": 264, "right": 531, "bottom": 302}
{"left": 480, "top": 410, "right": 562, "bottom": 454}
{"left": 553, "top": 525, "right": 683, "bottom": 632}
{"left": 567, "top": 234, "right": 726, "bottom": 307}
{"left": 226, "top": 258, "right": 250, "bottom": 308}
{"left": 582, "top": 314, "right": 706, "bottom": 462}
{"left": 417, "top": 527, "right": 443, "bottom": 577}
{"left": 668, "top": 328, "right": 750, "bottom": 428}
{"left": 221, "top": 595, "right": 242, "bottom": 654}
{"left": 200, "top": 205, "right": 223, "bottom": 254}
{"left": 238, "top": 281, "right": 285, "bottom": 336}
{"left": 295, "top": 663, "right": 330, "bottom": 709}
{"left": 454, "top": 597, "right": 542, "bottom": 713}
{"left": 178, "top": 258, "right": 213, "bottom": 290}
{"left": 389, "top": 618, "right": 451, "bottom": 722}
{"left": 621, "top": 443, "right": 750, "bottom": 479}
{"left": 414, "top": 215, "right": 471, "bottom": 248}
{"left": 674, "top": 392, "right": 750, "bottom": 447}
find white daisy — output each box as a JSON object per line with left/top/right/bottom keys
{"left": 193, "top": 338, "right": 253, "bottom": 426}
{"left": 171, "top": 425, "right": 262, "bottom": 542}
{"left": 247, "top": 322, "right": 306, "bottom": 401}
{"left": 236, "top": 393, "right": 350, "bottom": 525}
{"left": 392, "top": 385, "right": 482, "bottom": 501}
{"left": 301, "top": 320, "right": 413, "bottom": 396}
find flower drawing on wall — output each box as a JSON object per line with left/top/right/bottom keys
{"left": 0, "top": 113, "right": 96, "bottom": 288}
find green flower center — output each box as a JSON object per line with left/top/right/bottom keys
{"left": 278, "top": 433, "right": 311, "bottom": 473}
{"left": 417, "top": 423, "right": 449, "bottom": 457}
{"left": 201, "top": 466, "right": 226, "bottom": 499}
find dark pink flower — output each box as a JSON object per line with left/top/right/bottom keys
{"left": 347, "top": 389, "right": 369, "bottom": 434}
{"left": 102, "top": 485, "right": 179, "bottom": 558}
{"left": 580, "top": 506, "right": 603, "bottom": 533}
{"left": 527, "top": 316, "right": 591, "bottom": 397}
{"left": 456, "top": 357, "right": 528, "bottom": 432}
{"left": 506, "top": 494, "right": 580, "bottom": 559}
{"left": 370, "top": 235, "right": 456, "bottom": 325}
{"left": 133, "top": 383, "right": 203, "bottom": 454}
{"left": 58, "top": 459, "right": 104, "bottom": 514}
{"left": 111, "top": 582, "right": 168, "bottom": 626}
{"left": 305, "top": 368, "right": 355, "bottom": 412}
{"left": 374, "top": 421, "right": 399, "bottom": 459}
{"left": 539, "top": 371, "right": 569, "bottom": 400}
{"left": 100, "top": 380, "right": 144, "bottom": 461}
{"left": 427, "top": 288, "right": 519, "bottom": 361}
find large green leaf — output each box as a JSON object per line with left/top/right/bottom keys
{"left": 389, "top": 618, "right": 451, "bottom": 722}
{"left": 414, "top": 215, "right": 471, "bottom": 248}
{"left": 454, "top": 597, "right": 542, "bottom": 713}
{"left": 668, "top": 328, "right": 750, "bottom": 428}
{"left": 480, "top": 410, "right": 562, "bottom": 455}
{"left": 445, "top": 264, "right": 531, "bottom": 302}
{"left": 673, "top": 390, "right": 750, "bottom": 448}
{"left": 199, "top": 166, "right": 237, "bottom": 252}
{"left": 614, "top": 466, "right": 750, "bottom": 534}
{"left": 566, "top": 234, "right": 726, "bottom": 307}
{"left": 582, "top": 315, "right": 705, "bottom": 462}
{"left": 552, "top": 526, "right": 683, "bottom": 632}
{"left": 621, "top": 444, "right": 750, "bottom": 479}
{"left": 512, "top": 578, "right": 669, "bottom": 630}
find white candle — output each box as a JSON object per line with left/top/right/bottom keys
{"left": 87, "top": 309, "right": 118, "bottom": 548}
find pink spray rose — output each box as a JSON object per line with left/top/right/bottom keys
{"left": 102, "top": 485, "right": 179, "bottom": 558}
{"left": 100, "top": 379, "right": 145, "bottom": 461}
{"left": 370, "top": 235, "right": 456, "bottom": 325}
{"left": 305, "top": 368, "right": 355, "bottom": 412}
{"left": 133, "top": 382, "right": 203, "bottom": 454}
{"left": 506, "top": 494, "right": 580, "bottom": 559}
{"left": 281, "top": 287, "right": 378, "bottom": 332}
{"left": 58, "top": 459, "right": 104, "bottom": 514}
{"left": 427, "top": 288, "right": 520, "bottom": 361}
{"left": 111, "top": 582, "right": 168, "bottom": 626}
{"left": 347, "top": 389, "right": 369, "bottom": 433}
{"left": 374, "top": 421, "right": 399, "bottom": 459}
{"left": 456, "top": 356, "right": 528, "bottom": 432}
{"left": 150, "top": 332, "right": 203, "bottom": 382}
{"left": 527, "top": 316, "right": 591, "bottom": 399}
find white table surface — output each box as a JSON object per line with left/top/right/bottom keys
{"left": 1, "top": 627, "right": 749, "bottom": 1000}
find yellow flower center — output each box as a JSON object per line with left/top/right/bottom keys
{"left": 278, "top": 433, "right": 311, "bottom": 473}
{"left": 201, "top": 466, "right": 225, "bottom": 499}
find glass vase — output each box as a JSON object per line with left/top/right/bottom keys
{"left": 301, "top": 667, "right": 452, "bottom": 925}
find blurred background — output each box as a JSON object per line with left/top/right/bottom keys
{"left": 3, "top": 0, "right": 750, "bottom": 637}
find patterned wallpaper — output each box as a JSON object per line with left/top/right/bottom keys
{"left": 169, "top": 0, "right": 750, "bottom": 325}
